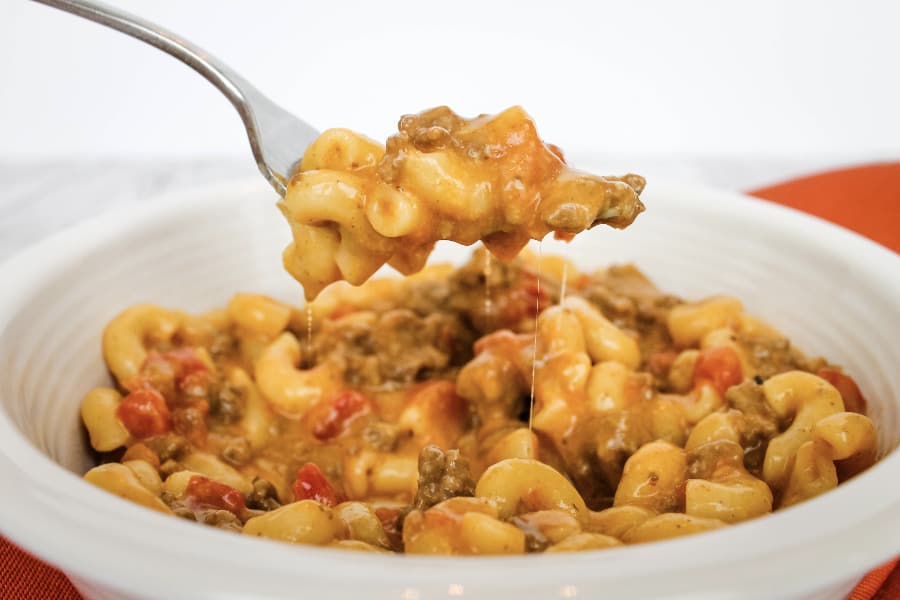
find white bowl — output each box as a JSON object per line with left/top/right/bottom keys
{"left": 0, "top": 178, "right": 897, "bottom": 600}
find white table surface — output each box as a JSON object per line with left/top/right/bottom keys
{"left": 0, "top": 157, "right": 862, "bottom": 262}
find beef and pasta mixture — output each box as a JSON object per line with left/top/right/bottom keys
{"left": 82, "top": 248, "right": 877, "bottom": 554}
{"left": 279, "top": 106, "right": 645, "bottom": 299}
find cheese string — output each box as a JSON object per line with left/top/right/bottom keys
{"left": 528, "top": 242, "right": 543, "bottom": 432}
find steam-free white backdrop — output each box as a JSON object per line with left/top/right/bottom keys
{"left": 2, "top": 0, "right": 899, "bottom": 163}
{"left": 1, "top": 1, "right": 899, "bottom": 258}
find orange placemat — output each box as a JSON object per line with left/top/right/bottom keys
{"left": 0, "top": 536, "right": 81, "bottom": 599}
{"left": 750, "top": 162, "right": 900, "bottom": 254}
{"left": 1, "top": 163, "right": 898, "bottom": 600}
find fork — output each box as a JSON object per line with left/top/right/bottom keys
{"left": 31, "top": 0, "right": 320, "bottom": 197}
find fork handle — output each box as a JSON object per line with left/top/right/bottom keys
{"left": 31, "top": 0, "right": 285, "bottom": 194}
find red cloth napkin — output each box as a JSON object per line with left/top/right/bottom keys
{"left": 1, "top": 163, "right": 898, "bottom": 600}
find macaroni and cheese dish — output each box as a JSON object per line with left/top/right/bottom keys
{"left": 279, "top": 106, "right": 646, "bottom": 299}
{"left": 81, "top": 249, "right": 878, "bottom": 554}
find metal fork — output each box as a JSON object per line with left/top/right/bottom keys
{"left": 31, "top": 0, "right": 319, "bottom": 197}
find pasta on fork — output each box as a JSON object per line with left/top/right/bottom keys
{"left": 280, "top": 106, "right": 645, "bottom": 298}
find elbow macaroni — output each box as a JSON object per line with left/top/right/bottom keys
{"left": 80, "top": 388, "right": 129, "bottom": 451}
{"left": 613, "top": 441, "right": 687, "bottom": 513}
{"left": 562, "top": 297, "right": 640, "bottom": 369}
{"left": 667, "top": 297, "right": 743, "bottom": 348}
{"left": 102, "top": 305, "right": 183, "bottom": 383}
{"left": 684, "top": 426, "right": 773, "bottom": 523}
{"left": 475, "top": 459, "right": 589, "bottom": 525}
{"left": 243, "top": 500, "right": 345, "bottom": 545}
{"left": 78, "top": 250, "right": 881, "bottom": 554}
{"left": 254, "top": 332, "right": 341, "bottom": 417}
{"left": 761, "top": 371, "right": 845, "bottom": 491}
{"left": 226, "top": 294, "right": 292, "bottom": 339}
{"left": 85, "top": 463, "right": 172, "bottom": 514}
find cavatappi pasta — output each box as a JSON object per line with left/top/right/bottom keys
{"left": 279, "top": 106, "right": 646, "bottom": 299}
{"left": 81, "top": 249, "right": 879, "bottom": 554}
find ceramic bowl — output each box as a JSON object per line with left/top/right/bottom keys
{"left": 0, "top": 178, "right": 897, "bottom": 600}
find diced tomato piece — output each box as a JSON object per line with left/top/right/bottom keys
{"left": 693, "top": 346, "right": 743, "bottom": 395}
{"left": 186, "top": 475, "right": 246, "bottom": 516}
{"left": 312, "top": 390, "right": 371, "bottom": 440}
{"left": 162, "top": 348, "right": 211, "bottom": 394}
{"left": 818, "top": 368, "right": 868, "bottom": 414}
{"left": 164, "top": 347, "right": 209, "bottom": 375}
{"left": 292, "top": 463, "right": 341, "bottom": 506}
{"left": 124, "top": 347, "right": 211, "bottom": 399}
{"left": 116, "top": 389, "right": 172, "bottom": 438}
{"left": 121, "top": 375, "right": 161, "bottom": 394}
{"left": 374, "top": 506, "right": 402, "bottom": 529}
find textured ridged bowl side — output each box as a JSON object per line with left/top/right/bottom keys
{"left": 0, "top": 178, "right": 897, "bottom": 600}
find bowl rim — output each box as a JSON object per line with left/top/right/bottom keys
{"left": 0, "top": 177, "right": 898, "bottom": 598}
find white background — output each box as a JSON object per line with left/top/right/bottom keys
{"left": 1, "top": 0, "right": 899, "bottom": 257}
{"left": 2, "top": 0, "right": 899, "bottom": 165}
